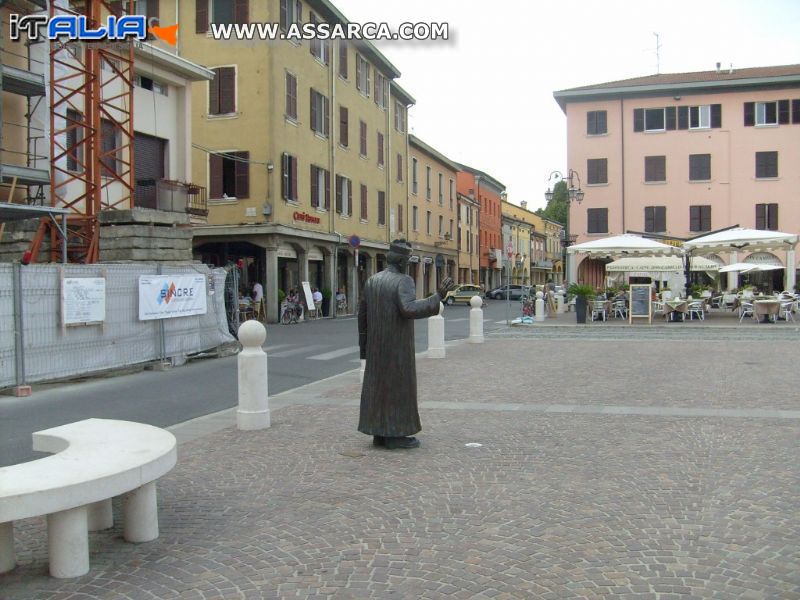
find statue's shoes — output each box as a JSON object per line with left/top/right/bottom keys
{"left": 373, "top": 436, "right": 386, "bottom": 447}
{"left": 384, "top": 436, "right": 420, "bottom": 450}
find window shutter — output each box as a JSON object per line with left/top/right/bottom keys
{"left": 279, "top": 0, "right": 288, "bottom": 29}
{"left": 234, "top": 0, "right": 248, "bottom": 24}
{"left": 744, "top": 102, "right": 755, "bottom": 126}
{"left": 755, "top": 204, "right": 766, "bottom": 230}
{"left": 586, "top": 112, "right": 595, "bottom": 135}
{"left": 209, "top": 154, "right": 223, "bottom": 199}
{"left": 665, "top": 106, "right": 676, "bottom": 130}
{"left": 310, "top": 89, "right": 317, "bottom": 132}
{"left": 347, "top": 179, "right": 352, "bottom": 215}
{"left": 324, "top": 170, "right": 330, "bottom": 210}
{"left": 360, "top": 184, "right": 367, "bottom": 219}
{"left": 310, "top": 165, "right": 318, "bottom": 208}
{"left": 196, "top": 0, "right": 208, "bottom": 33}
{"left": 690, "top": 206, "right": 699, "bottom": 232}
{"left": 398, "top": 204, "right": 403, "bottom": 232}
{"left": 295, "top": 0, "right": 302, "bottom": 22}
{"left": 323, "top": 95, "right": 330, "bottom": 136}
{"left": 209, "top": 69, "right": 220, "bottom": 115}
{"left": 290, "top": 156, "right": 298, "bottom": 200}
{"left": 792, "top": 99, "right": 800, "bottom": 124}
{"left": 656, "top": 206, "right": 666, "bottom": 232}
{"left": 645, "top": 207, "right": 654, "bottom": 232}
{"left": 710, "top": 104, "right": 722, "bottom": 128}
{"left": 769, "top": 204, "right": 778, "bottom": 230}
{"left": 778, "top": 99, "right": 790, "bottom": 124}
{"left": 281, "top": 153, "right": 289, "bottom": 200}
{"left": 356, "top": 56, "right": 362, "bottom": 92}
{"left": 146, "top": 0, "right": 159, "bottom": 20}
{"left": 598, "top": 110, "right": 607, "bottom": 134}
{"left": 633, "top": 108, "right": 644, "bottom": 132}
{"left": 677, "top": 106, "right": 689, "bottom": 130}
{"left": 335, "top": 176, "right": 342, "bottom": 213}
{"left": 234, "top": 151, "right": 249, "bottom": 198}
{"left": 339, "top": 42, "right": 348, "bottom": 78}
{"left": 219, "top": 67, "right": 235, "bottom": 114}
{"left": 359, "top": 121, "right": 366, "bottom": 155}
{"left": 339, "top": 106, "right": 348, "bottom": 146}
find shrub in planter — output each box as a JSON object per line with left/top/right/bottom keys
{"left": 321, "top": 287, "right": 332, "bottom": 316}
{"left": 567, "top": 283, "right": 595, "bottom": 324}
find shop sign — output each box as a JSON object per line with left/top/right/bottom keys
{"left": 293, "top": 211, "right": 321, "bottom": 224}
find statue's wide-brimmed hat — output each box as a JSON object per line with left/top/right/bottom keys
{"left": 389, "top": 239, "right": 412, "bottom": 256}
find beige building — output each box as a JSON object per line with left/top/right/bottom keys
{"left": 407, "top": 135, "right": 458, "bottom": 297}
{"left": 543, "top": 218, "right": 565, "bottom": 284}
{"left": 500, "top": 201, "right": 533, "bottom": 285}
{"left": 170, "top": 0, "right": 412, "bottom": 321}
{"left": 554, "top": 64, "right": 800, "bottom": 289}
{"left": 457, "top": 192, "right": 480, "bottom": 285}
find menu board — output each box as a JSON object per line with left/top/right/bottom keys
{"left": 629, "top": 284, "right": 652, "bottom": 324}
{"left": 62, "top": 277, "right": 106, "bottom": 325}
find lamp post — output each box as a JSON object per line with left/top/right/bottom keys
{"left": 545, "top": 170, "right": 584, "bottom": 285}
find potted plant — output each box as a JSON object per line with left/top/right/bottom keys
{"left": 321, "top": 287, "right": 332, "bottom": 316}
{"left": 567, "top": 283, "right": 595, "bottom": 324}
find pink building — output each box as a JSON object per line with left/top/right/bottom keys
{"left": 554, "top": 64, "right": 800, "bottom": 290}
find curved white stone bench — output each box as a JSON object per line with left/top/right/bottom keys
{"left": 0, "top": 418, "right": 177, "bottom": 578}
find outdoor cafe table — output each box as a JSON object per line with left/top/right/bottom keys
{"left": 663, "top": 299, "right": 688, "bottom": 322}
{"left": 753, "top": 299, "right": 780, "bottom": 323}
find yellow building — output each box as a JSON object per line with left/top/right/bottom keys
{"left": 407, "top": 135, "right": 458, "bottom": 297}
{"left": 543, "top": 218, "right": 565, "bottom": 285}
{"left": 457, "top": 192, "right": 480, "bottom": 285}
{"left": 501, "top": 200, "right": 544, "bottom": 285}
{"left": 173, "top": 0, "right": 412, "bottom": 321}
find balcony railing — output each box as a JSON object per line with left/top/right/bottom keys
{"left": 135, "top": 179, "right": 208, "bottom": 216}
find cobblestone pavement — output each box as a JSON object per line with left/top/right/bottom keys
{"left": 2, "top": 328, "right": 799, "bottom": 599}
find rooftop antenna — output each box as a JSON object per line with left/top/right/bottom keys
{"left": 653, "top": 32, "right": 662, "bottom": 74}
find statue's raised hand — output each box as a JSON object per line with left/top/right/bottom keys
{"left": 437, "top": 277, "right": 455, "bottom": 299}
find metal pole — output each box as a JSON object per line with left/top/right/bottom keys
{"left": 157, "top": 263, "right": 166, "bottom": 363}
{"left": 505, "top": 258, "right": 510, "bottom": 325}
{"left": 12, "top": 262, "right": 26, "bottom": 390}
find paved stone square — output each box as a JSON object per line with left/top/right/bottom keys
{"left": 2, "top": 328, "right": 799, "bottom": 599}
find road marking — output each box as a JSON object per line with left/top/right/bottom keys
{"left": 269, "top": 344, "right": 329, "bottom": 358}
{"left": 308, "top": 346, "right": 360, "bottom": 360}
{"left": 448, "top": 318, "right": 467, "bottom": 322}
{"left": 264, "top": 343, "right": 292, "bottom": 352}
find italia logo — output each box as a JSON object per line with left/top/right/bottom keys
{"left": 9, "top": 14, "right": 178, "bottom": 46}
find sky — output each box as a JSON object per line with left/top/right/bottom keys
{"left": 333, "top": 0, "right": 800, "bottom": 211}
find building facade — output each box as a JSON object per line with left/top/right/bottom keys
{"left": 554, "top": 64, "right": 800, "bottom": 289}
{"left": 543, "top": 218, "right": 565, "bottom": 284}
{"left": 174, "top": 0, "right": 414, "bottom": 321}
{"left": 456, "top": 164, "right": 505, "bottom": 290}
{"left": 500, "top": 200, "right": 537, "bottom": 286}
{"left": 456, "top": 192, "right": 480, "bottom": 285}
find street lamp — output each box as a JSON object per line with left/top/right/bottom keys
{"left": 544, "top": 169, "right": 584, "bottom": 284}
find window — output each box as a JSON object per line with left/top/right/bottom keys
{"left": 377, "top": 132, "right": 384, "bottom": 167}
{"left": 689, "top": 205, "right": 711, "bottom": 232}
{"left": 210, "top": 151, "right": 249, "bottom": 199}
{"left": 586, "top": 158, "right": 608, "bottom": 184}
{"left": 359, "top": 121, "right": 367, "bottom": 156}
{"left": 396, "top": 154, "right": 403, "bottom": 182}
{"left": 378, "top": 191, "right": 386, "bottom": 225}
{"left": 438, "top": 174, "right": 443, "bottom": 205}
{"left": 394, "top": 101, "right": 406, "bottom": 132}
{"left": 66, "top": 109, "right": 83, "bottom": 172}
{"left": 135, "top": 75, "right": 167, "bottom": 95}
{"left": 633, "top": 107, "right": 676, "bottom": 132}
{"left": 587, "top": 208, "right": 608, "bottom": 234}
{"left": 280, "top": 152, "right": 297, "bottom": 201}
{"left": 310, "top": 164, "right": 330, "bottom": 209}
{"left": 197, "top": 0, "right": 248, "bottom": 33}
{"left": 449, "top": 219, "right": 453, "bottom": 239}
{"left": 755, "top": 203, "right": 778, "bottom": 230}
{"left": 374, "top": 73, "right": 387, "bottom": 110}
{"left": 412, "top": 205, "right": 418, "bottom": 231}
{"left": 689, "top": 154, "right": 711, "bottom": 181}
{"left": 426, "top": 166, "right": 432, "bottom": 199}
{"left": 438, "top": 215, "right": 443, "bottom": 236}
{"left": 356, "top": 54, "right": 370, "bottom": 97}
{"left": 690, "top": 105, "right": 710, "bottom": 129}
{"left": 360, "top": 184, "right": 368, "bottom": 220}
{"left": 209, "top": 66, "right": 235, "bottom": 115}
{"left": 339, "top": 106, "right": 348, "bottom": 147}
{"left": 411, "top": 158, "right": 418, "bottom": 194}
{"left": 449, "top": 179, "right": 454, "bottom": 210}
{"left": 426, "top": 211, "right": 431, "bottom": 235}
{"left": 310, "top": 89, "right": 330, "bottom": 137}
{"left": 678, "top": 104, "right": 721, "bottom": 129}
{"left": 338, "top": 42, "right": 348, "bottom": 79}
{"left": 644, "top": 206, "right": 666, "bottom": 233}
{"left": 397, "top": 204, "right": 403, "bottom": 232}
{"left": 587, "top": 110, "right": 607, "bottom": 135}
{"left": 644, "top": 156, "right": 666, "bottom": 182}
{"left": 309, "top": 13, "right": 330, "bottom": 65}
{"left": 278, "top": 0, "right": 301, "bottom": 31}
{"left": 755, "top": 151, "right": 778, "bottom": 178}
{"left": 100, "top": 118, "right": 120, "bottom": 177}
{"left": 285, "top": 72, "right": 297, "bottom": 120}
{"left": 335, "top": 175, "right": 352, "bottom": 215}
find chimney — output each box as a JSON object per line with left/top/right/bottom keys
{"left": 729, "top": 63, "right": 734, "bottom": 74}
{"left": 521, "top": 201, "right": 528, "bottom": 209}
{"left": 716, "top": 62, "right": 721, "bottom": 73}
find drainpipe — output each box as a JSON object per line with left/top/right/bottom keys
{"left": 620, "top": 98, "right": 626, "bottom": 232}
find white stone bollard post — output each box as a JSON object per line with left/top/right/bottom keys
{"left": 468, "top": 296, "right": 484, "bottom": 343}
{"left": 535, "top": 291, "right": 545, "bottom": 322}
{"left": 237, "top": 320, "right": 270, "bottom": 430}
{"left": 556, "top": 293, "right": 565, "bottom": 314}
{"left": 427, "top": 302, "right": 445, "bottom": 358}
{"left": 359, "top": 358, "right": 366, "bottom": 383}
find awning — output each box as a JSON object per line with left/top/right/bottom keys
{"left": 568, "top": 234, "right": 680, "bottom": 256}
{"left": 605, "top": 256, "right": 718, "bottom": 272}
{"left": 683, "top": 228, "right": 798, "bottom": 253}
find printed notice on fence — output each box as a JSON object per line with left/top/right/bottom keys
{"left": 62, "top": 277, "right": 106, "bottom": 325}
{"left": 138, "top": 275, "right": 208, "bottom": 321}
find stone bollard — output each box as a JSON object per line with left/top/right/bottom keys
{"left": 427, "top": 302, "right": 445, "bottom": 358}
{"left": 236, "top": 320, "right": 270, "bottom": 430}
{"left": 556, "top": 293, "right": 565, "bottom": 314}
{"left": 359, "top": 358, "right": 366, "bottom": 383}
{"left": 535, "top": 291, "right": 545, "bottom": 322}
{"left": 468, "top": 295, "right": 484, "bottom": 343}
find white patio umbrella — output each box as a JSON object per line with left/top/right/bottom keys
{"left": 718, "top": 262, "right": 757, "bottom": 273}
{"left": 605, "top": 256, "right": 718, "bottom": 272}
{"left": 567, "top": 234, "right": 680, "bottom": 256}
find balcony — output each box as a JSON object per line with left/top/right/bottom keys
{"left": 135, "top": 179, "right": 208, "bottom": 217}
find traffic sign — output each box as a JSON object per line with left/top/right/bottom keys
{"left": 348, "top": 234, "right": 361, "bottom": 248}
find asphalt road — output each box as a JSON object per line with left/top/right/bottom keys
{"left": 0, "top": 299, "right": 516, "bottom": 466}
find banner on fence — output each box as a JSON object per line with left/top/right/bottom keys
{"left": 62, "top": 277, "right": 106, "bottom": 325}
{"left": 138, "top": 275, "right": 208, "bottom": 321}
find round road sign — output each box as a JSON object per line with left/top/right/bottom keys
{"left": 349, "top": 235, "right": 361, "bottom": 248}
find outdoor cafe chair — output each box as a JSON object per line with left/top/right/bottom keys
{"left": 687, "top": 300, "right": 705, "bottom": 321}
{"left": 613, "top": 299, "right": 627, "bottom": 319}
{"left": 590, "top": 300, "right": 607, "bottom": 322}
{"left": 780, "top": 300, "right": 796, "bottom": 322}
{"left": 738, "top": 301, "right": 754, "bottom": 322}
{"left": 652, "top": 300, "right": 664, "bottom": 316}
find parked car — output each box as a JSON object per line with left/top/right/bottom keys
{"left": 443, "top": 284, "right": 485, "bottom": 305}
{"left": 487, "top": 284, "right": 529, "bottom": 300}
